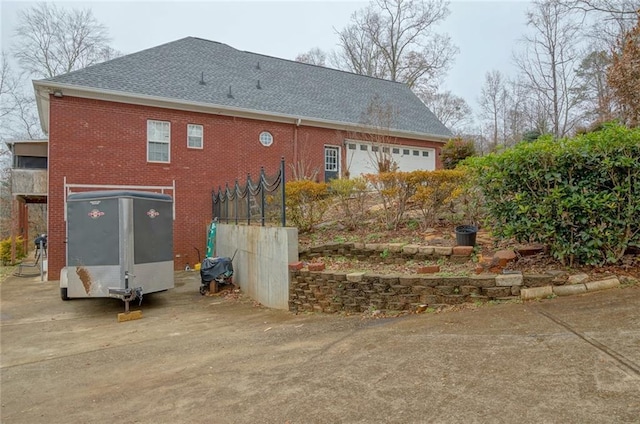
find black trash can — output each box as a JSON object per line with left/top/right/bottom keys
{"left": 455, "top": 225, "right": 478, "bottom": 246}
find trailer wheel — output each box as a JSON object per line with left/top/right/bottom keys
{"left": 60, "top": 288, "right": 69, "bottom": 301}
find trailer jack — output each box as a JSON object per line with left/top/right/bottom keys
{"left": 109, "top": 272, "right": 144, "bottom": 321}
{"left": 109, "top": 286, "right": 143, "bottom": 313}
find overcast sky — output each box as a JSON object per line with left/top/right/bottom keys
{"left": 1, "top": 0, "right": 531, "bottom": 113}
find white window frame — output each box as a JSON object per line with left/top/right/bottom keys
{"left": 324, "top": 146, "right": 339, "bottom": 173}
{"left": 187, "top": 124, "right": 203, "bottom": 149}
{"left": 259, "top": 131, "right": 273, "bottom": 147}
{"left": 147, "top": 120, "right": 171, "bottom": 163}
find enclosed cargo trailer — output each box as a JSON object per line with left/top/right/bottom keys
{"left": 60, "top": 191, "right": 174, "bottom": 308}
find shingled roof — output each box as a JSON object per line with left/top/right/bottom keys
{"left": 36, "top": 37, "right": 452, "bottom": 139}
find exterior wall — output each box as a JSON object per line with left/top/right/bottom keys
{"left": 12, "top": 169, "right": 47, "bottom": 195}
{"left": 12, "top": 142, "right": 48, "bottom": 157}
{"left": 47, "top": 96, "right": 445, "bottom": 279}
{"left": 217, "top": 224, "right": 298, "bottom": 310}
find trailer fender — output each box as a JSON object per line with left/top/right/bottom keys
{"left": 60, "top": 267, "right": 68, "bottom": 288}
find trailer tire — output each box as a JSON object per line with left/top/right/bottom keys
{"left": 60, "top": 288, "right": 69, "bottom": 301}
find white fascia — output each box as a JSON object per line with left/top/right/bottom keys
{"left": 32, "top": 81, "right": 451, "bottom": 143}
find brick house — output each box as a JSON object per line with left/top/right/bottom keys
{"left": 32, "top": 37, "right": 452, "bottom": 279}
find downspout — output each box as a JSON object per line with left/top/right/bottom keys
{"left": 293, "top": 118, "right": 301, "bottom": 171}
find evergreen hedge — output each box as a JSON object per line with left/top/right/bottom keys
{"left": 466, "top": 124, "right": 640, "bottom": 266}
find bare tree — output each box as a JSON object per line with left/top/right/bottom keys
{"left": 502, "top": 78, "right": 532, "bottom": 146}
{"left": 344, "top": 94, "right": 399, "bottom": 175}
{"left": 0, "top": 53, "right": 19, "bottom": 120}
{"left": 0, "top": 52, "right": 43, "bottom": 140}
{"left": 567, "top": 0, "right": 639, "bottom": 47}
{"left": 13, "top": 3, "right": 118, "bottom": 78}
{"left": 417, "top": 89, "right": 472, "bottom": 134}
{"left": 295, "top": 47, "right": 328, "bottom": 67}
{"left": 514, "top": 0, "right": 586, "bottom": 138}
{"left": 478, "top": 70, "right": 507, "bottom": 148}
{"left": 335, "top": 0, "right": 458, "bottom": 90}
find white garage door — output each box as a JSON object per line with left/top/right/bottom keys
{"left": 345, "top": 141, "right": 436, "bottom": 177}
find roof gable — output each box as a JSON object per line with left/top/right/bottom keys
{"left": 39, "top": 37, "right": 452, "bottom": 139}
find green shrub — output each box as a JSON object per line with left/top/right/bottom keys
{"left": 466, "top": 123, "right": 640, "bottom": 266}
{"left": 285, "top": 180, "right": 330, "bottom": 232}
{"left": 1, "top": 236, "right": 26, "bottom": 266}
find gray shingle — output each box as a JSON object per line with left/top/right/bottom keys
{"left": 44, "top": 37, "right": 452, "bottom": 138}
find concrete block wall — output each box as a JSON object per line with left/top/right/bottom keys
{"left": 217, "top": 224, "right": 298, "bottom": 310}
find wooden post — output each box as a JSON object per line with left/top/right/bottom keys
{"left": 10, "top": 197, "right": 17, "bottom": 264}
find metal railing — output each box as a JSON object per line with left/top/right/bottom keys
{"left": 212, "top": 157, "right": 286, "bottom": 226}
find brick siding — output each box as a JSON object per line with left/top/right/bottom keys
{"left": 47, "top": 96, "right": 444, "bottom": 278}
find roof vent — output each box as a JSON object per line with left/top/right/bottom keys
{"left": 256, "top": 61, "right": 261, "bottom": 70}
{"left": 199, "top": 72, "right": 206, "bottom": 85}
{"left": 227, "top": 85, "right": 234, "bottom": 99}
{"left": 256, "top": 80, "right": 262, "bottom": 89}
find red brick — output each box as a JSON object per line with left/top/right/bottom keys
{"left": 288, "top": 261, "right": 304, "bottom": 271}
{"left": 493, "top": 250, "right": 516, "bottom": 262}
{"left": 307, "top": 262, "right": 325, "bottom": 271}
{"left": 46, "top": 96, "right": 445, "bottom": 278}
{"left": 417, "top": 265, "right": 440, "bottom": 274}
{"left": 452, "top": 246, "right": 474, "bottom": 256}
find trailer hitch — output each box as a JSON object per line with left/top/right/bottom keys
{"left": 108, "top": 272, "right": 143, "bottom": 313}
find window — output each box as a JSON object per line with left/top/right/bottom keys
{"left": 325, "top": 147, "right": 338, "bottom": 171}
{"left": 348, "top": 143, "right": 356, "bottom": 150}
{"left": 371, "top": 146, "right": 379, "bottom": 152}
{"left": 15, "top": 156, "right": 48, "bottom": 169}
{"left": 360, "top": 144, "right": 368, "bottom": 151}
{"left": 187, "top": 124, "right": 203, "bottom": 149}
{"left": 403, "top": 149, "right": 410, "bottom": 155}
{"left": 413, "top": 150, "right": 419, "bottom": 156}
{"left": 392, "top": 148, "right": 399, "bottom": 154}
{"left": 147, "top": 120, "right": 170, "bottom": 162}
{"left": 422, "top": 151, "right": 429, "bottom": 157}
{"left": 259, "top": 131, "right": 273, "bottom": 147}
{"left": 382, "top": 147, "right": 390, "bottom": 153}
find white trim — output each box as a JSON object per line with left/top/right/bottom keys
{"left": 187, "top": 123, "right": 204, "bottom": 149}
{"left": 259, "top": 131, "right": 273, "bottom": 147}
{"left": 323, "top": 145, "right": 341, "bottom": 177}
{"left": 147, "top": 119, "right": 171, "bottom": 163}
{"left": 33, "top": 81, "right": 451, "bottom": 143}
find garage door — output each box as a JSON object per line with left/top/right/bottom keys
{"left": 345, "top": 142, "right": 436, "bottom": 177}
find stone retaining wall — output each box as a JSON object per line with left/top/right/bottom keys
{"left": 291, "top": 242, "right": 623, "bottom": 314}
{"left": 299, "top": 242, "right": 474, "bottom": 264}
{"left": 288, "top": 268, "right": 554, "bottom": 313}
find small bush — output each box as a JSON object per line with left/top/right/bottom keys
{"left": 285, "top": 180, "right": 330, "bottom": 232}
{"left": 1, "top": 236, "right": 26, "bottom": 266}
{"left": 408, "top": 169, "right": 467, "bottom": 228}
{"left": 441, "top": 137, "right": 476, "bottom": 169}
{"left": 328, "top": 177, "right": 368, "bottom": 230}
{"left": 365, "top": 172, "right": 415, "bottom": 230}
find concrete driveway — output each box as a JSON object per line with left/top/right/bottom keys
{"left": 1, "top": 271, "right": 639, "bottom": 423}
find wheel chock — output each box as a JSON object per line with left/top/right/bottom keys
{"left": 117, "top": 310, "right": 143, "bottom": 322}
